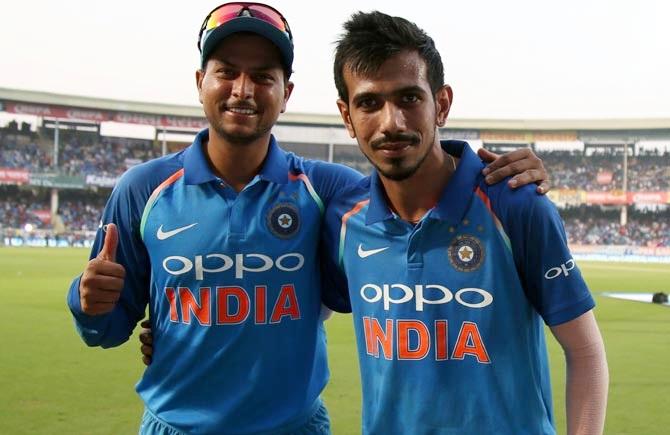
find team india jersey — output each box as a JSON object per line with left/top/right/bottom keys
{"left": 322, "top": 140, "right": 595, "bottom": 435}
{"left": 67, "top": 130, "right": 361, "bottom": 434}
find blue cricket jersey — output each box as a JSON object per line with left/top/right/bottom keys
{"left": 67, "top": 129, "right": 361, "bottom": 434}
{"left": 322, "top": 140, "right": 595, "bottom": 435}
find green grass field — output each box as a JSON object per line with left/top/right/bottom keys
{"left": 0, "top": 247, "right": 668, "bottom": 434}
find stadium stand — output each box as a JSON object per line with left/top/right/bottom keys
{"left": 0, "top": 186, "right": 46, "bottom": 230}
{"left": 537, "top": 149, "right": 670, "bottom": 191}
{"left": 1, "top": 87, "right": 669, "bottom": 257}
{"left": 0, "top": 129, "right": 52, "bottom": 171}
{"left": 50, "top": 130, "right": 160, "bottom": 176}
{"left": 0, "top": 185, "right": 106, "bottom": 237}
{"left": 562, "top": 206, "right": 669, "bottom": 247}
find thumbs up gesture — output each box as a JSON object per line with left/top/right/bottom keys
{"left": 79, "top": 223, "right": 127, "bottom": 315}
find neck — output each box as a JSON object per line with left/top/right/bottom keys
{"left": 205, "top": 130, "right": 271, "bottom": 192}
{"left": 379, "top": 142, "right": 457, "bottom": 223}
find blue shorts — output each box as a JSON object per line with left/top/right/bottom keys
{"left": 139, "top": 399, "right": 331, "bottom": 435}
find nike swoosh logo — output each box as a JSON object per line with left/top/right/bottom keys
{"left": 157, "top": 223, "right": 198, "bottom": 240}
{"left": 357, "top": 244, "right": 389, "bottom": 258}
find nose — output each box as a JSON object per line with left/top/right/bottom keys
{"left": 379, "top": 102, "right": 407, "bottom": 135}
{"left": 231, "top": 73, "right": 254, "bottom": 100}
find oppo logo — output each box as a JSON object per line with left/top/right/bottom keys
{"left": 163, "top": 253, "right": 304, "bottom": 280}
{"left": 360, "top": 284, "right": 493, "bottom": 311}
{"left": 544, "top": 259, "right": 576, "bottom": 280}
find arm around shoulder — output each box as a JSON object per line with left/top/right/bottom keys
{"left": 305, "top": 160, "right": 363, "bottom": 208}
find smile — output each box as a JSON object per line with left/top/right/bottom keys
{"left": 375, "top": 142, "right": 413, "bottom": 157}
{"left": 226, "top": 107, "right": 258, "bottom": 115}
{"left": 377, "top": 142, "right": 412, "bottom": 151}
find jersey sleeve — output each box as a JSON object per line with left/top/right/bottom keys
{"left": 66, "top": 165, "right": 153, "bottom": 348}
{"left": 304, "top": 160, "right": 363, "bottom": 208}
{"left": 319, "top": 238, "right": 351, "bottom": 313}
{"left": 492, "top": 183, "right": 595, "bottom": 326}
{"left": 319, "top": 191, "right": 355, "bottom": 313}
{"left": 302, "top": 161, "right": 360, "bottom": 312}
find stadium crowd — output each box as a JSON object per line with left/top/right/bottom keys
{"left": 2, "top": 185, "right": 667, "bottom": 247}
{"left": 58, "top": 135, "right": 159, "bottom": 176}
{"left": 562, "top": 206, "right": 670, "bottom": 247}
{"left": 3, "top": 128, "right": 669, "bottom": 190}
{"left": 2, "top": 126, "right": 670, "bottom": 247}
{"left": 0, "top": 189, "right": 45, "bottom": 230}
{"left": 0, "top": 130, "right": 52, "bottom": 171}
{"left": 1, "top": 129, "right": 159, "bottom": 176}
{"left": 0, "top": 187, "right": 105, "bottom": 232}
{"left": 537, "top": 149, "right": 670, "bottom": 191}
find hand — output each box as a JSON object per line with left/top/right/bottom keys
{"left": 79, "top": 223, "right": 126, "bottom": 315}
{"left": 478, "top": 148, "right": 551, "bottom": 194}
{"left": 139, "top": 319, "right": 153, "bottom": 366}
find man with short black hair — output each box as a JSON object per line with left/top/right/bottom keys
{"left": 322, "top": 10, "right": 608, "bottom": 435}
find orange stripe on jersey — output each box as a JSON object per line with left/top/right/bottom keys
{"left": 474, "top": 186, "right": 492, "bottom": 211}
{"left": 339, "top": 199, "right": 370, "bottom": 266}
{"left": 474, "top": 186, "right": 512, "bottom": 253}
{"left": 140, "top": 168, "right": 185, "bottom": 239}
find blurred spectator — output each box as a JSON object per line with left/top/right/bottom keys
{"left": 0, "top": 186, "right": 105, "bottom": 232}
{"left": 2, "top": 129, "right": 670, "bottom": 248}
{"left": 2, "top": 129, "right": 668, "bottom": 189}
{"left": 0, "top": 187, "right": 46, "bottom": 229}
{"left": 562, "top": 205, "right": 670, "bottom": 247}
{"left": 537, "top": 149, "right": 670, "bottom": 191}
{"left": 1, "top": 129, "right": 160, "bottom": 176}
{"left": 58, "top": 135, "right": 159, "bottom": 177}
{"left": 0, "top": 130, "right": 52, "bottom": 170}
{"left": 57, "top": 195, "right": 106, "bottom": 231}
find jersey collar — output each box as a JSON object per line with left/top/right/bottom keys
{"left": 365, "top": 173, "right": 395, "bottom": 224}
{"left": 257, "top": 135, "right": 290, "bottom": 184}
{"left": 430, "top": 140, "right": 484, "bottom": 225}
{"left": 365, "top": 140, "right": 484, "bottom": 226}
{"left": 183, "top": 129, "right": 289, "bottom": 185}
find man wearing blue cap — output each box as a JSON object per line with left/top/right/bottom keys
{"left": 67, "top": 3, "right": 551, "bottom": 434}
{"left": 68, "top": 3, "right": 349, "bottom": 433}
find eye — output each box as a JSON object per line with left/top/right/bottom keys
{"left": 253, "top": 73, "right": 276, "bottom": 84}
{"left": 401, "top": 93, "right": 421, "bottom": 104}
{"left": 357, "top": 97, "right": 379, "bottom": 110}
{"left": 217, "top": 68, "right": 237, "bottom": 79}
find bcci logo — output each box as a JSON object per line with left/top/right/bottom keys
{"left": 448, "top": 234, "right": 484, "bottom": 272}
{"left": 267, "top": 203, "right": 300, "bottom": 239}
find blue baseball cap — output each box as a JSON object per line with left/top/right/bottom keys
{"left": 198, "top": 3, "right": 294, "bottom": 77}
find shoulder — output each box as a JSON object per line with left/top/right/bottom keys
{"left": 290, "top": 153, "right": 363, "bottom": 182}
{"left": 325, "top": 176, "right": 371, "bottom": 218}
{"left": 113, "top": 151, "right": 186, "bottom": 198}
{"left": 282, "top": 151, "right": 364, "bottom": 205}
{"left": 479, "top": 177, "right": 553, "bottom": 223}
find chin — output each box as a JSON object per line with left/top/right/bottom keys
{"left": 376, "top": 163, "right": 419, "bottom": 181}
{"left": 211, "top": 122, "right": 270, "bottom": 144}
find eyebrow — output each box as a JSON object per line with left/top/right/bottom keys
{"left": 215, "top": 59, "right": 280, "bottom": 72}
{"left": 352, "top": 85, "right": 427, "bottom": 104}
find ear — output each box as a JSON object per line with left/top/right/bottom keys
{"left": 195, "top": 69, "right": 205, "bottom": 104}
{"left": 435, "top": 84, "right": 453, "bottom": 127}
{"left": 336, "top": 98, "right": 356, "bottom": 138}
{"left": 280, "top": 81, "right": 295, "bottom": 113}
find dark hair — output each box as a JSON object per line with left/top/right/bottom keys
{"left": 333, "top": 11, "right": 445, "bottom": 103}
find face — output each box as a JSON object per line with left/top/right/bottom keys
{"left": 196, "top": 33, "right": 293, "bottom": 146}
{"left": 337, "top": 50, "right": 452, "bottom": 181}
